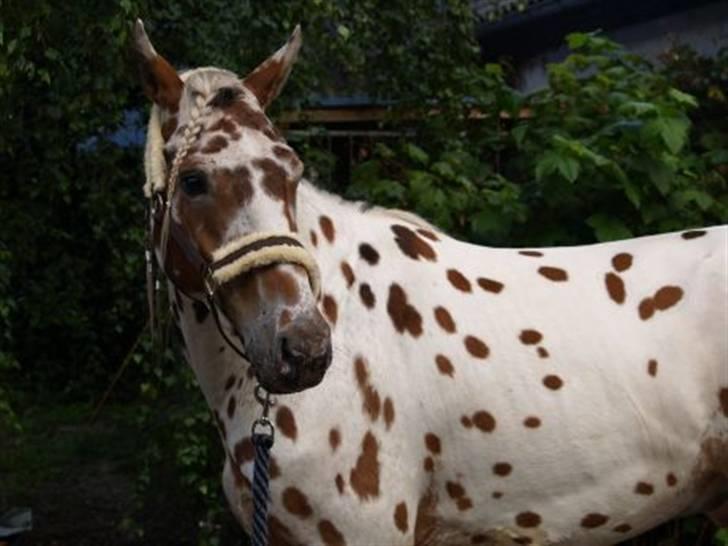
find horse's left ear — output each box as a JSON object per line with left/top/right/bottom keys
{"left": 243, "top": 25, "right": 302, "bottom": 110}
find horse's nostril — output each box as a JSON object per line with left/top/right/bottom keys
{"left": 280, "top": 336, "right": 306, "bottom": 367}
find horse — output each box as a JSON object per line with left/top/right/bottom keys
{"left": 131, "top": 19, "right": 728, "bottom": 546}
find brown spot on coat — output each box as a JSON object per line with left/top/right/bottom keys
{"left": 472, "top": 410, "right": 496, "bottom": 432}
{"left": 719, "top": 388, "right": 728, "bottom": 417}
{"left": 447, "top": 269, "right": 472, "bottom": 292}
{"left": 234, "top": 437, "right": 254, "bottom": 463}
{"left": 318, "top": 519, "right": 346, "bottom": 546}
{"left": 605, "top": 272, "right": 626, "bottom": 304}
{"left": 543, "top": 375, "right": 564, "bottom": 390}
{"left": 260, "top": 268, "right": 300, "bottom": 305}
{"left": 322, "top": 294, "right": 338, "bottom": 325}
{"left": 666, "top": 473, "right": 678, "bottom": 487}
{"left": 445, "top": 481, "right": 473, "bottom": 511}
{"left": 391, "top": 224, "right": 437, "bottom": 261}
{"left": 424, "top": 433, "right": 441, "bottom": 454}
{"left": 524, "top": 416, "right": 541, "bottom": 428}
{"left": 276, "top": 405, "right": 297, "bottom": 441}
{"left": 492, "top": 491, "right": 503, "bottom": 499}
{"left": 272, "top": 144, "right": 298, "bottom": 167}
{"left": 423, "top": 456, "right": 434, "bottom": 472}
{"left": 682, "top": 230, "right": 706, "bottom": 239}
{"left": 613, "top": 523, "right": 632, "bottom": 533}
{"left": 387, "top": 284, "right": 423, "bottom": 337}
{"left": 538, "top": 266, "right": 568, "bottom": 281}
{"left": 461, "top": 415, "right": 473, "bottom": 428}
{"left": 227, "top": 395, "right": 236, "bottom": 419}
{"left": 282, "top": 486, "right": 313, "bottom": 518}
{"left": 209, "top": 116, "right": 239, "bottom": 137}
{"left": 435, "top": 354, "right": 455, "bottom": 377}
{"left": 648, "top": 359, "right": 658, "bottom": 377}
{"left": 359, "top": 283, "right": 376, "bottom": 309}
{"left": 638, "top": 298, "right": 655, "bottom": 320}
{"left": 383, "top": 397, "right": 395, "bottom": 429}
{"left": 639, "top": 285, "right": 684, "bottom": 320}
{"left": 201, "top": 135, "right": 228, "bottom": 154}
{"left": 161, "top": 116, "right": 178, "bottom": 141}
{"left": 329, "top": 428, "right": 341, "bottom": 452}
{"left": 354, "top": 357, "right": 381, "bottom": 422}
{"left": 581, "top": 513, "right": 609, "bottom": 528}
{"left": 612, "top": 253, "right": 633, "bottom": 272}
{"left": 394, "top": 502, "right": 408, "bottom": 533}
{"left": 253, "top": 157, "right": 296, "bottom": 229}
{"left": 417, "top": 228, "right": 439, "bottom": 241}
{"left": 310, "top": 230, "right": 318, "bottom": 247}
{"left": 519, "top": 329, "right": 542, "bottom": 345}
{"left": 654, "top": 286, "right": 683, "bottom": 310}
{"left": 340, "top": 261, "right": 355, "bottom": 287}
{"left": 493, "top": 462, "right": 512, "bottom": 476}
{"left": 537, "top": 347, "right": 549, "bottom": 358}
{"left": 349, "top": 431, "right": 380, "bottom": 500}
{"left": 319, "top": 215, "right": 335, "bottom": 243}
{"left": 224, "top": 374, "right": 236, "bottom": 391}
{"left": 477, "top": 277, "right": 504, "bottom": 293}
{"left": 414, "top": 489, "right": 438, "bottom": 545}
{"left": 464, "top": 335, "right": 489, "bottom": 359}
{"left": 519, "top": 250, "right": 543, "bottom": 257}
{"left": 335, "top": 474, "right": 345, "bottom": 494}
{"left": 635, "top": 481, "right": 654, "bottom": 495}
{"left": 515, "top": 512, "right": 542, "bottom": 528}
{"left": 434, "top": 306, "right": 456, "bottom": 333}
{"left": 359, "top": 243, "right": 380, "bottom": 265}
{"left": 268, "top": 515, "right": 297, "bottom": 546}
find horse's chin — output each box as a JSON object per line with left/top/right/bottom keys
{"left": 255, "top": 362, "right": 327, "bottom": 395}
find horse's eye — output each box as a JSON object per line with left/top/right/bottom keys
{"left": 180, "top": 171, "right": 208, "bottom": 197}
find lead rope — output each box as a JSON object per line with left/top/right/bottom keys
{"left": 251, "top": 385, "right": 275, "bottom": 546}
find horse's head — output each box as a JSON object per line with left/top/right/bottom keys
{"left": 132, "top": 20, "right": 331, "bottom": 394}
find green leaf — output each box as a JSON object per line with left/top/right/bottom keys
{"left": 511, "top": 125, "right": 527, "bottom": 148}
{"left": 556, "top": 156, "right": 580, "bottom": 183}
{"left": 648, "top": 116, "right": 689, "bottom": 154}
{"left": 404, "top": 143, "right": 429, "bottom": 166}
{"left": 622, "top": 178, "right": 641, "bottom": 209}
{"left": 645, "top": 161, "right": 673, "bottom": 195}
{"left": 337, "top": 25, "right": 351, "bottom": 40}
{"left": 534, "top": 151, "right": 561, "bottom": 181}
{"left": 566, "top": 33, "right": 588, "bottom": 50}
{"left": 586, "top": 214, "right": 633, "bottom": 241}
{"left": 668, "top": 88, "right": 698, "bottom": 108}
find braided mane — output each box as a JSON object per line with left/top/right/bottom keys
{"left": 142, "top": 66, "right": 241, "bottom": 198}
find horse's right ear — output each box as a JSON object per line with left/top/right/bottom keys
{"left": 130, "top": 19, "right": 183, "bottom": 111}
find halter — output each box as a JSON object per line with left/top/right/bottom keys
{"left": 143, "top": 83, "right": 321, "bottom": 356}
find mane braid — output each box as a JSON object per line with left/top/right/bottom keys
{"left": 157, "top": 88, "right": 212, "bottom": 265}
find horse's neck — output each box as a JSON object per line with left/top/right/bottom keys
{"left": 296, "top": 180, "right": 364, "bottom": 268}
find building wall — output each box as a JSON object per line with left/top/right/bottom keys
{"left": 516, "top": 1, "right": 728, "bottom": 92}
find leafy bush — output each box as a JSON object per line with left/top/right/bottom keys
{"left": 349, "top": 33, "right": 728, "bottom": 246}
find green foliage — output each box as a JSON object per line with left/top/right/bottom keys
{"left": 351, "top": 32, "right": 728, "bottom": 246}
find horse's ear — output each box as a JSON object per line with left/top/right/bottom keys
{"left": 130, "top": 19, "right": 183, "bottom": 111}
{"left": 243, "top": 25, "right": 302, "bottom": 110}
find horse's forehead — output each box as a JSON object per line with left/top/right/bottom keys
{"left": 181, "top": 67, "right": 246, "bottom": 102}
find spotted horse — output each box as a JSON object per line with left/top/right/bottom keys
{"left": 131, "top": 19, "right": 727, "bottom": 546}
